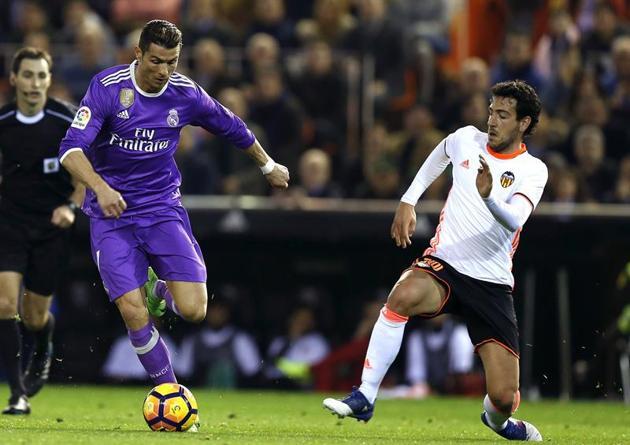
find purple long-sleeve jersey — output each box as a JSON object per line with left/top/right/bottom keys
{"left": 59, "top": 61, "right": 255, "bottom": 217}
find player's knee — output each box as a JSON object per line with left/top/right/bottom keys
{"left": 179, "top": 303, "right": 206, "bottom": 323}
{"left": 388, "top": 282, "right": 422, "bottom": 316}
{"left": 487, "top": 387, "right": 519, "bottom": 415}
{"left": 0, "top": 297, "right": 17, "bottom": 318}
{"left": 21, "top": 311, "right": 47, "bottom": 331}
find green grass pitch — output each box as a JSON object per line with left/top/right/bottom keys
{"left": 0, "top": 385, "right": 629, "bottom": 444}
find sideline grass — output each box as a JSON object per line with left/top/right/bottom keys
{"left": 0, "top": 385, "right": 628, "bottom": 444}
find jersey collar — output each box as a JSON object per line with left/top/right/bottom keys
{"left": 486, "top": 142, "right": 527, "bottom": 160}
{"left": 16, "top": 110, "right": 44, "bottom": 124}
{"left": 130, "top": 60, "right": 170, "bottom": 98}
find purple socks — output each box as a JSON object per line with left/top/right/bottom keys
{"left": 128, "top": 321, "right": 176, "bottom": 384}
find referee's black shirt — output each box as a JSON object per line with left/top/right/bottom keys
{"left": 0, "top": 98, "right": 76, "bottom": 227}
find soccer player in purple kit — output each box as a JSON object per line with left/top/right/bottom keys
{"left": 58, "top": 20, "right": 290, "bottom": 403}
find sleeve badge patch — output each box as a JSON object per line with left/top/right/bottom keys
{"left": 71, "top": 106, "right": 92, "bottom": 130}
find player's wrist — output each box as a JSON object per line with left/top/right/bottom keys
{"left": 260, "top": 158, "right": 276, "bottom": 175}
{"left": 66, "top": 200, "right": 79, "bottom": 212}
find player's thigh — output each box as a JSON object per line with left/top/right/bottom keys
{"left": 0, "top": 271, "right": 23, "bottom": 317}
{"left": 90, "top": 219, "right": 149, "bottom": 301}
{"left": 166, "top": 280, "right": 207, "bottom": 322}
{"left": 478, "top": 341, "right": 519, "bottom": 408}
{"left": 21, "top": 289, "right": 52, "bottom": 330}
{"left": 114, "top": 288, "right": 150, "bottom": 331}
{"left": 142, "top": 209, "right": 206, "bottom": 284}
{"left": 387, "top": 268, "right": 446, "bottom": 316}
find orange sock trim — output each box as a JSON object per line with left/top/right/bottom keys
{"left": 382, "top": 304, "right": 409, "bottom": 323}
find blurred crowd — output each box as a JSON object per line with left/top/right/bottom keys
{"left": 1, "top": 0, "right": 630, "bottom": 203}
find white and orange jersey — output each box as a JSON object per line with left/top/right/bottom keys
{"left": 419, "top": 126, "right": 547, "bottom": 287}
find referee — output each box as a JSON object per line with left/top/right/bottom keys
{"left": 0, "top": 47, "right": 84, "bottom": 414}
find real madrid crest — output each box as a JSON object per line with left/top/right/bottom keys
{"left": 119, "top": 88, "right": 134, "bottom": 108}
{"left": 500, "top": 171, "right": 515, "bottom": 188}
{"left": 167, "top": 109, "right": 179, "bottom": 127}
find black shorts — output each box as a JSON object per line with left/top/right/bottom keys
{"left": 410, "top": 255, "right": 520, "bottom": 358}
{"left": 0, "top": 212, "right": 70, "bottom": 296}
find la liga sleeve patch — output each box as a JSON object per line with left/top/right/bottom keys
{"left": 71, "top": 106, "right": 92, "bottom": 130}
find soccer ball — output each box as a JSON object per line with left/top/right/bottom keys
{"left": 142, "top": 383, "right": 199, "bottom": 432}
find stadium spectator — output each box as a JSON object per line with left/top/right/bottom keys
{"left": 0, "top": 47, "right": 84, "bottom": 414}
{"left": 491, "top": 30, "right": 548, "bottom": 103}
{"left": 245, "top": 0, "right": 296, "bottom": 49}
{"left": 312, "top": 300, "right": 382, "bottom": 392}
{"left": 292, "top": 148, "right": 343, "bottom": 199}
{"left": 57, "top": 20, "right": 289, "bottom": 393}
{"left": 288, "top": 39, "right": 346, "bottom": 157}
{"left": 212, "top": 87, "right": 270, "bottom": 196}
{"left": 249, "top": 66, "right": 305, "bottom": 174}
{"left": 402, "top": 315, "right": 477, "bottom": 398}
{"left": 572, "top": 124, "right": 616, "bottom": 202}
{"left": 295, "top": 0, "right": 356, "bottom": 46}
{"left": 395, "top": 105, "right": 446, "bottom": 188}
{"left": 241, "top": 33, "right": 282, "bottom": 87}
{"left": 109, "top": 0, "right": 182, "bottom": 35}
{"left": 192, "top": 38, "right": 241, "bottom": 96}
{"left": 178, "top": 289, "right": 262, "bottom": 388}
{"left": 438, "top": 57, "right": 490, "bottom": 131}
{"left": 180, "top": 0, "right": 238, "bottom": 47}
{"left": 6, "top": 1, "right": 51, "bottom": 44}
{"left": 265, "top": 306, "right": 329, "bottom": 389}
{"left": 324, "top": 80, "right": 546, "bottom": 441}
{"left": 59, "top": 20, "right": 115, "bottom": 102}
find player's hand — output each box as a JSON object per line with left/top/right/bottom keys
{"left": 476, "top": 155, "right": 492, "bottom": 198}
{"left": 94, "top": 183, "right": 127, "bottom": 218}
{"left": 390, "top": 202, "right": 416, "bottom": 248}
{"left": 51, "top": 205, "right": 76, "bottom": 228}
{"left": 265, "top": 163, "right": 290, "bottom": 189}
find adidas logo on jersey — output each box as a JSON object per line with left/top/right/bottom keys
{"left": 117, "top": 110, "right": 129, "bottom": 119}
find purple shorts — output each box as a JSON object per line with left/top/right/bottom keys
{"left": 89, "top": 206, "right": 206, "bottom": 300}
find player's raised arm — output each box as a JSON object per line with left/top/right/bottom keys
{"left": 392, "top": 136, "right": 451, "bottom": 248}
{"left": 243, "top": 139, "right": 289, "bottom": 189}
{"left": 60, "top": 150, "right": 127, "bottom": 218}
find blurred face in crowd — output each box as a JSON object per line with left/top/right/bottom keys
{"left": 574, "top": 127, "right": 605, "bottom": 171}
{"left": 135, "top": 43, "right": 180, "bottom": 93}
{"left": 503, "top": 33, "right": 532, "bottom": 70}
{"left": 10, "top": 57, "right": 51, "bottom": 114}
{"left": 460, "top": 58, "right": 489, "bottom": 95}
{"left": 306, "top": 41, "right": 333, "bottom": 75}
{"left": 299, "top": 149, "right": 331, "bottom": 191}
{"left": 487, "top": 96, "right": 530, "bottom": 151}
{"left": 193, "top": 39, "right": 225, "bottom": 75}
{"left": 255, "top": 0, "right": 285, "bottom": 24}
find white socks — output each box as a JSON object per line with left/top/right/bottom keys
{"left": 359, "top": 306, "right": 408, "bottom": 404}
{"left": 483, "top": 394, "right": 509, "bottom": 431}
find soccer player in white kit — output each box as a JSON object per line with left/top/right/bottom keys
{"left": 324, "top": 80, "right": 547, "bottom": 441}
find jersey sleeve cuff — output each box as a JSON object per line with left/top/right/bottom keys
{"left": 59, "top": 147, "right": 84, "bottom": 164}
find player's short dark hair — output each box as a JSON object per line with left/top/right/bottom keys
{"left": 11, "top": 47, "right": 52, "bottom": 74}
{"left": 138, "top": 20, "right": 182, "bottom": 53}
{"left": 491, "top": 80, "right": 541, "bottom": 136}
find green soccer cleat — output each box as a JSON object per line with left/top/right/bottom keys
{"left": 145, "top": 267, "right": 166, "bottom": 317}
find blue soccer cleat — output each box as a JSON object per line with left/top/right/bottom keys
{"left": 323, "top": 387, "right": 374, "bottom": 422}
{"left": 481, "top": 412, "right": 543, "bottom": 441}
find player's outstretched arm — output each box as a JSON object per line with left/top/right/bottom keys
{"left": 61, "top": 150, "right": 127, "bottom": 218}
{"left": 391, "top": 202, "right": 416, "bottom": 248}
{"left": 243, "top": 139, "right": 290, "bottom": 189}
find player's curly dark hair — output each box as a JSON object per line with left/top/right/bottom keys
{"left": 491, "top": 80, "right": 541, "bottom": 136}
{"left": 139, "top": 20, "right": 182, "bottom": 53}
